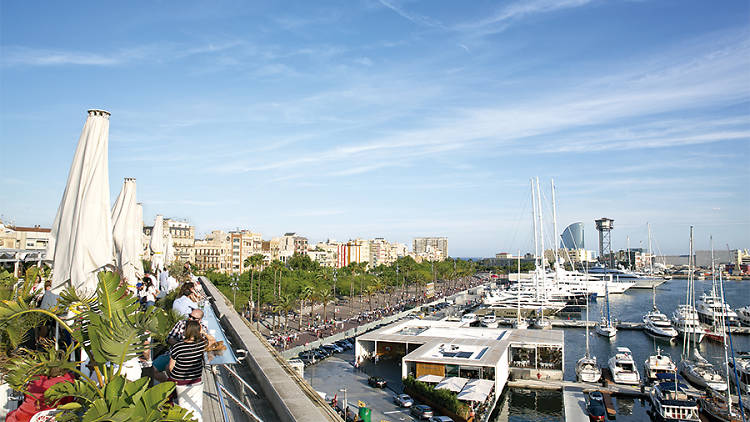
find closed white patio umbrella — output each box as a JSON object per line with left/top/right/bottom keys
{"left": 111, "top": 178, "right": 141, "bottom": 286}
{"left": 49, "top": 109, "right": 114, "bottom": 296}
{"left": 165, "top": 231, "right": 175, "bottom": 267}
{"left": 150, "top": 215, "right": 164, "bottom": 271}
{"left": 134, "top": 203, "right": 145, "bottom": 277}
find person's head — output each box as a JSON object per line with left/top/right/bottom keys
{"left": 180, "top": 282, "right": 194, "bottom": 297}
{"left": 144, "top": 278, "right": 153, "bottom": 288}
{"left": 184, "top": 320, "right": 202, "bottom": 342}
{"left": 188, "top": 309, "right": 204, "bottom": 322}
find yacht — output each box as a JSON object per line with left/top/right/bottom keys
{"left": 644, "top": 347, "right": 677, "bottom": 382}
{"left": 461, "top": 313, "right": 478, "bottom": 325}
{"left": 576, "top": 355, "right": 601, "bottom": 383}
{"left": 588, "top": 264, "right": 666, "bottom": 289}
{"left": 531, "top": 317, "right": 551, "bottom": 330}
{"left": 595, "top": 318, "right": 617, "bottom": 338}
{"left": 608, "top": 347, "right": 641, "bottom": 385}
{"left": 698, "top": 389, "right": 743, "bottom": 422}
{"left": 671, "top": 305, "right": 705, "bottom": 343}
{"left": 649, "top": 378, "right": 700, "bottom": 421}
{"left": 735, "top": 306, "right": 750, "bottom": 326}
{"left": 643, "top": 309, "right": 678, "bottom": 339}
{"left": 481, "top": 313, "right": 498, "bottom": 328}
{"left": 678, "top": 351, "right": 727, "bottom": 392}
{"left": 728, "top": 351, "right": 750, "bottom": 395}
{"left": 696, "top": 291, "right": 739, "bottom": 326}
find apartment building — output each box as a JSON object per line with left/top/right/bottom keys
{"left": 194, "top": 230, "right": 232, "bottom": 273}
{"left": 0, "top": 223, "right": 51, "bottom": 251}
{"left": 230, "top": 230, "right": 263, "bottom": 273}
{"left": 143, "top": 218, "right": 195, "bottom": 263}
{"left": 413, "top": 237, "right": 448, "bottom": 261}
{"left": 270, "top": 232, "right": 308, "bottom": 263}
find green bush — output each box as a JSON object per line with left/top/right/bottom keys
{"left": 403, "top": 376, "right": 471, "bottom": 419}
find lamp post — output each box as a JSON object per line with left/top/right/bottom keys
{"left": 339, "top": 388, "right": 347, "bottom": 418}
{"left": 230, "top": 275, "right": 238, "bottom": 308}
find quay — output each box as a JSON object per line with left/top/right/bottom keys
{"left": 506, "top": 379, "right": 645, "bottom": 398}
{"left": 562, "top": 387, "right": 588, "bottom": 422}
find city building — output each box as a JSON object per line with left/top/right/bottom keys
{"left": 229, "top": 230, "right": 263, "bottom": 273}
{"left": 270, "top": 232, "right": 308, "bottom": 263}
{"left": 337, "top": 239, "right": 369, "bottom": 268}
{"left": 355, "top": 319, "right": 564, "bottom": 402}
{"left": 560, "top": 222, "right": 585, "bottom": 250}
{"left": 309, "top": 240, "right": 340, "bottom": 268}
{"left": 143, "top": 218, "right": 195, "bottom": 264}
{"left": 194, "top": 230, "right": 232, "bottom": 273}
{"left": 0, "top": 224, "right": 51, "bottom": 251}
{"left": 413, "top": 237, "right": 448, "bottom": 261}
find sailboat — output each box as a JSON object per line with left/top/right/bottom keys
{"left": 595, "top": 273, "right": 616, "bottom": 338}
{"left": 576, "top": 283, "right": 601, "bottom": 383}
{"left": 672, "top": 234, "right": 706, "bottom": 342}
{"left": 679, "top": 227, "right": 728, "bottom": 392}
{"left": 642, "top": 224, "right": 678, "bottom": 340}
{"left": 698, "top": 264, "right": 743, "bottom": 422}
{"left": 513, "top": 252, "right": 528, "bottom": 329}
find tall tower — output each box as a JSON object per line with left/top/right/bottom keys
{"left": 595, "top": 218, "right": 614, "bottom": 268}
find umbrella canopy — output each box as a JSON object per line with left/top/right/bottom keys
{"left": 165, "top": 231, "right": 175, "bottom": 266}
{"left": 416, "top": 374, "right": 444, "bottom": 384}
{"left": 49, "top": 109, "right": 114, "bottom": 295}
{"left": 111, "top": 178, "right": 141, "bottom": 285}
{"left": 457, "top": 388, "right": 489, "bottom": 403}
{"left": 436, "top": 377, "right": 468, "bottom": 392}
{"left": 150, "top": 215, "right": 164, "bottom": 271}
{"left": 135, "top": 203, "right": 145, "bottom": 277}
{"left": 464, "top": 379, "right": 494, "bottom": 395}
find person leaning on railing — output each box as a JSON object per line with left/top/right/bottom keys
{"left": 168, "top": 320, "right": 206, "bottom": 422}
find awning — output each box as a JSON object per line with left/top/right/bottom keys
{"left": 435, "top": 377, "right": 468, "bottom": 392}
{"left": 416, "top": 374, "right": 444, "bottom": 384}
{"left": 457, "top": 388, "right": 489, "bottom": 402}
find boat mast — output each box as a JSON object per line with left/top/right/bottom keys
{"left": 689, "top": 226, "right": 696, "bottom": 356}
{"left": 717, "top": 253, "right": 733, "bottom": 415}
{"left": 649, "top": 223, "right": 655, "bottom": 310}
{"left": 517, "top": 250, "right": 521, "bottom": 325}
{"left": 585, "top": 271, "right": 590, "bottom": 357}
{"left": 551, "top": 179, "right": 559, "bottom": 284}
{"left": 535, "top": 177, "right": 546, "bottom": 278}
{"left": 531, "top": 179, "right": 539, "bottom": 300}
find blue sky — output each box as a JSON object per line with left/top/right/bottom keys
{"left": 1, "top": 0, "right": 748, "bottom": 257}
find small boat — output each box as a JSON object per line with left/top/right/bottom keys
{"left": 698, "top": 388, "right": 743, "bottom": 422}
{"left": 644, "top": 347, "right": 677, "bottom": 383}
{"left": 576, "top": 355, "right": 601, "bottom": 383}
{"left": 696, "top": 291, "right": 740, "bottom": 326}
{"left": 532, "top": 317, "right": 551, "bottom": 330}
{"left": 644, "top": 308, "right": 678, "bottom": 339}
{"left": 705, "top": 326, "right": 727, "bottom": 343}
{"left": 461, "top": 313, "right": 477, "bottom": 324}
{"left": 595, "top": 273, "right": 616, "bottom": 338}
{"left": 481, "top": 313, "right": 498, "bottom": 328}
{"left": 608, "top": 347, "right": 640, "bottom": 385}
{"left": 577, "top": 281, "right": 601, "bottom": 383}
{"left": 672, "top": 305, "right": 706, "bottom": 343}
{"left": 678, "top": 351, "right": 727, "bottom": 392}
{"left": 649, "top": 375, "right": 700, "bottom": 421}
{"left": 728, "top": 351, "right": 750, "bottom": 395}
{"left": 736, "top": 306, "right": 750, "bottom": 326}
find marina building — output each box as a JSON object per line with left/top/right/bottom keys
{"left": 355, "top": 319, "right": 564, "bottom": 400}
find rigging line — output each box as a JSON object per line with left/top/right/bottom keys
{"left": 505, "top": 188, "right": 530, "bottom": 256}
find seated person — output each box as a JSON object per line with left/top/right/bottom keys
{"left": 153, "top": 309, "right": 215, "bottom": 372}
{"left": 172, "top": 283, "right": 201, "bottom": 317}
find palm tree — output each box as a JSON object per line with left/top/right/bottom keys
{"left": 300, "top": 284, "right": 314, "bottom": 330}
{"left": 244, "top": 253, "right": 264, "bottom": 323}
{"left": 315, "top": 284, "right": 335, "bottom": 323}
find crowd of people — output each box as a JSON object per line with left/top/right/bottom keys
{"left": 259, "top": 275, "right": 486, "bottom": 351}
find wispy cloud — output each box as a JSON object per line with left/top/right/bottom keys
{"left": 455, "top": 0, "right": 594, "bottom": 35}
{"left": 377, "top": 0, "right": 444, "bottom": 28}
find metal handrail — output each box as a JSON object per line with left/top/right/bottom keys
{"left": 221, "top": 364, "right": 258, "bottom": 396}
{"left": 218, "top": 383, "right": 264, "bottom": 422}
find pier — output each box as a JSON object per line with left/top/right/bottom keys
{"left": 545, "top": 319, "right": 750, "bottom": 335}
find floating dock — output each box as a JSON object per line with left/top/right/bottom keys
{"left": 547, "top": 320, "right": 750, "bottom": 335}
{"left": 562, "top": 387, "right": 588, "bottom": 422}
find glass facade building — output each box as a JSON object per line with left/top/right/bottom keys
{"left": 560, "top": 222, "right": 584, "bottom": 249}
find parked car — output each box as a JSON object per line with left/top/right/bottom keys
{"left": 587, "top": 392, "right": 606, "bottom": 422}
{"left": 335, "top": 340, "right": 353, "bottom": 350}
{"left": 299, "top": 356, "right": 314, "bottom": 366}
{"left": 410, "top": 405, "right": 434, "bottom": 420}
{"left": 429, "top": 417, "right": 454, "bottom": 422}
{"left": 322, "top": 343, "right": 343, "bottom": 353}
{"left": 316, "top": 347, "right": 332, "bottom": 358}
{"left": 367, "top": 376, "right": 387, "bottom": 388}
{"left": 393, "top": 394, "right": 414, "bottom": 408}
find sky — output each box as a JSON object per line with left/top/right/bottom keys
{"left": 1, "top": 0, "right": 749, "bottom": 257}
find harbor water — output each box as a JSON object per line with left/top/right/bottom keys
{"left": 492, "top": 277, "right": 750, "bottom": 421}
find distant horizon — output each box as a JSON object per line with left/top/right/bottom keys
{"left": 2, "top": 1, "right": 748, "bottom": 257}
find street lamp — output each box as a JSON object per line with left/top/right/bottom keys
{"left": 339, "top": 388, "right": 347, "bottom": 417}
{"left": 230, "top": 275, "right": 239, "bottom": 308}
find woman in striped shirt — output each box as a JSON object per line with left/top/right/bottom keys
{"left": 169, "top": 320, "right": 206, "bottom": 422}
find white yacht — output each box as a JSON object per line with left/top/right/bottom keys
{"left": 671, "top": 305, "right": 705, "bottom": 343}
{"left": 588, "top": 264, "right": 666, "bottom": 289}
{"left": 481, "top": 313, "right": 498, "bottom": 328}
{"left": 728, "top": 351, "right": 750, "bottom": 395}
{"left": 461, "top": 313, "right": 478, "bottom": 324}
{"left": 608, "top": 347, "right": 640, "bottom": 385}
{"left": 595, "top": 318, "right": 617, "bottom": 338}
{"left": 678, "top": 351, "right": 727, "bottom": 392}
{"left": 643, "top": 347, "right": 677, "bottom": 382}
{"left": 735, "top": 305, "right": 750, "bottom": 326}
{"left": 649, "top": 379, "right": 700, "bottom": 421}
{"left": 696, "top": 290, "right": 739, "bottom": 326}
{"left": 643, "top": 309, "right": 678, "bottom": 339}
{"left": 576, "top": 355, "right": 601, "bottom": 383}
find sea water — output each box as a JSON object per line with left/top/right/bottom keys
{"left": 491, "top": 278, "right": 750, "bottom": 421}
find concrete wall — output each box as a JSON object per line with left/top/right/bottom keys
{"left": 199, "top": 277, "right": 340, "bottom": 422}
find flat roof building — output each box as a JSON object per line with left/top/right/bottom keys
{"left": 355, "top": 319, "right": 564, "bottom": 401}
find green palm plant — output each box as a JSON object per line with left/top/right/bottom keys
{"left": 0, "top": 271, "right": 192, "bottom": 422}
{"left": 314, "top": 285, "right": 334, "bottom": 323}
{"left": 243, "top": 253, "right": 264, "bottom": 322}
{"left": 299, "top": 284, "right": 314, "bottom": 330}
